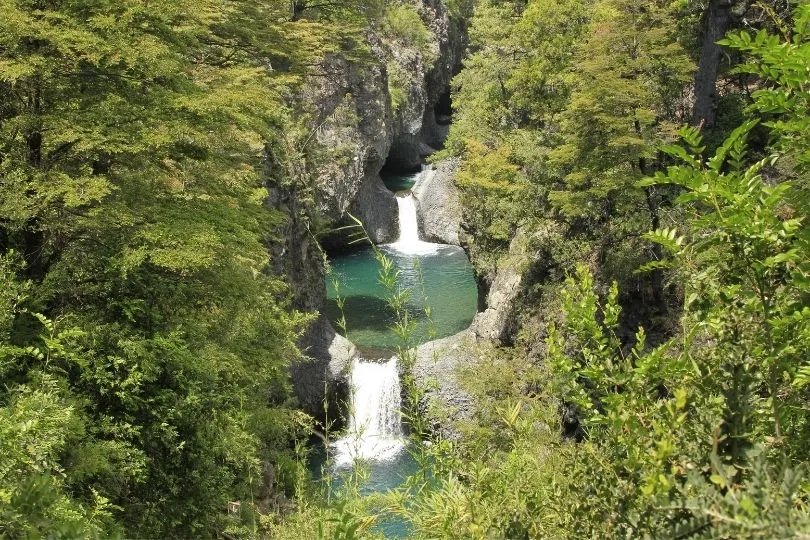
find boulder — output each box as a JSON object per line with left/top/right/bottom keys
{"left": 412, "top": 158, "right": 462, "bottom": 245}
{"left": 291, "top": 315, "right": 355, "bottom": 422}
{"left": 469, "top": 230, "right": 543, "bottom": 345}
{"left": 412, "top": 330, "right": 479, "bottom": 438}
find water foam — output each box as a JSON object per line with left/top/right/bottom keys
{"left": 333, "top": 357, "right": 406, "bottom": 467}
{"left": 387, "top": 190, "right": 442, "bottom": 255}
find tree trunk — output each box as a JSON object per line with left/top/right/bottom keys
{"left": 692, "top": 0, "right": 734, "bottom": 128}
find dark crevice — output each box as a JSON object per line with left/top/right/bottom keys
{"left": 380, "top": 159, "right": 422, "bottom": 178}
{"left": 434, "top": 88, "right": 453, "bottom": 125}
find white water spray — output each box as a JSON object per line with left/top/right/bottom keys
{"left": 387, "top": 170, "right": 441, "bottom": 255}
{"left": 333, "top": 358, "right": 405, "bottom": 467}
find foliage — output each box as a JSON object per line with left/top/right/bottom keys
{"left": 384, "top": 2, "right": 436, "bottom": 63}
{"left": 0, "top": 0, "right": 377, "bottom": 536}
{"left": 378, "top": 4, "right": 810, "bottom": 539}
{"left": 439, "top": 0, "right": 693, "bottom": 311}
{"left": 387, "top": 61, "right": 409, "bottom": 114}
{"left": 454, "top": 140, "right": 528, "bottom": 263}
{"left": 721, "top": 3, "right": 810, "bottom": 171}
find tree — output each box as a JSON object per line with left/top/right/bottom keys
{"left": 692, "top": 0, "right": 739, "bottom": 127}
{"left": 0, "top": 0, "right": 321, "bottom": 535}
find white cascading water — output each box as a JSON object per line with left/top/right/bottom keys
{"left": 387, "top": 175, "right": 441, "bottom": 255}
{"left": 394, "top": 195, "right": 421, "bottom": 246}
{"left": 332, "top": 357, "right": 405, "bottom": 468}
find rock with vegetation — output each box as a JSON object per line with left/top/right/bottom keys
{"left": 385, "top": 0, "right": 461, "bottom": 168}
{"left": 470, "top": 230, "right": 545, "bottom": 345}
{"left": 304, "top": 47, "right": 398, "bottom": 243}
{"left": 305, "top": 0, "right": 461, "bottom": 242}
{"left": 412, "top": 330, "right": 479, "bottom": 438}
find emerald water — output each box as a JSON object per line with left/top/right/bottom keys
{"left": 325, "top": 244, "right": 477, "bottom": 355}
{"left": 310, "top": 442, "right": 420, "bottom": 538}
{"left": 381, "top": 169, "right": 420, "bottom": 192}
{"left": 326, "top": 166, "right": 478, "bottom": 354}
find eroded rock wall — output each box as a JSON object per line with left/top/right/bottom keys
{"left": 306, "top": 1, "right": 462, "bottom": 245}
{"left": 286, "top": 1, "right": 466, "bottom": 419}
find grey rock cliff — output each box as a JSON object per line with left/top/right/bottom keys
{"left": 412, "top": 158, "right": 462, "bottom": 245}
{"left": 470, "top": 230, "right": 542, "bottom": 345}
{"left": 265, "top": 184, "right": 354, "bottom": 420}
{"left": 304, "top": 0, "right": 460, "bottom": 245}
{"left": 305, "top": 47, "right": 398, "bottom": 244}
{"left": 291, "top": 315, "right": 355, "bottom": 422}
{"left": 469, "top": 267, "right": 524, "bottom": 345}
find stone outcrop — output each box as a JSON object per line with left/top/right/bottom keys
{"left": 412, "top": 158, "right": 462, "bottom": 245}
{"left": 304, "top": 0, "right": 462, "bottom": 245}
{"left": 291, "top": 315, "right": 355, "bottom": 422}
{"left": 412, "top": 330, "right": 479, "bottom": 438}
{"left": 387, "top": 0, "right": 461, "bottom": 168}
{"left": 470, "top": 230, "right": 544, "bottom": 345}
{"left": 469, "top": 266, "right": 524, "bottom": 345}
{"left": 304, "top": 46, "right": 398, "bottom": 244}
{"left": 266, "top": 183, "right": 354, "bottom": 420}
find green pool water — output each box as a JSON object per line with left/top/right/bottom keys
{"left": 325, "top": 245, "right": 478, "bottom": 356}
{"left": 381, "top": 170, "right": 420, "bottom": 193}
{"left": 310, "top": 443, "right": 421, "bottom": 538}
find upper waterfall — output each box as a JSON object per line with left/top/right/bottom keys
{"left": 387, "top": 170, "right": 442, "bottom": 255}
{"left": 333, "top": 357, "right": 405, "bottom": 467}
{"left": 394, "top": 195, "right": 421, "bottom": 244}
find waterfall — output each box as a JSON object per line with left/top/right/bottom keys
{"left": 388, "top": 172, "right": 440, "bottom": 255}
{"left": 394, "top": 195, "right": 421, "bottom": 247}
{"left": 333, "top": 357, "right": 405, "bottom": 467}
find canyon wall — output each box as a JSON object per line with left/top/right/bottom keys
{"left": 275, "top": 1, "right": 466, "bottom": 419}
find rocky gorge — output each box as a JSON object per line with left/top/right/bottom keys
{"left": 272, "top": 0, "right": 464, "bottom": 420}
{"left": 272, "top": 0, "right": 546, "bottom": 438}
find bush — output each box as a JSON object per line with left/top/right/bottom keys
{"left": 384, "top": 3, "right": 436, "bottom": 62}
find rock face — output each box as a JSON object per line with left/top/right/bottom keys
{"left": 304, "top": 0, "right": 462, "bottom": 245}
{"left": 412, "top": 158, "right": 462, "bottom": 245}
{"left": 291, "top": 315, "right": 355, "bottom": 423}
{"left": 387, "top": 0, "right": 462, "bottom": 168}
{"left": 265, "top": 184, "right": 354, "bottom": 420}
{"left": 412, "top": 330, "right": 479, "bottom": 438}
{"left": 305, "top": 46, "right": 398, "bottom": 244}
{"left": 470, "top": 230, "right": 542, "bottom": 345}
{"left": 469, "top": 266, "right": 524, "bottom": 345}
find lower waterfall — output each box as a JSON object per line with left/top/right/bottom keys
{"left": 333, "top": 357, "right": 405, "bottom": 468}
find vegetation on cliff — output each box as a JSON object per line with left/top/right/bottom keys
{"left": 0, "top": 0, "right": 403, "bottom": 536}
